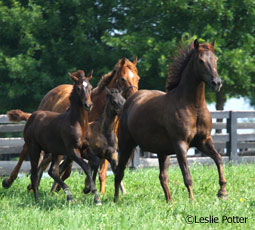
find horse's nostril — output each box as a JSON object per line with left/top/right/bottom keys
{"left": 210, "top": 80, "right": 217, "bottom": 86}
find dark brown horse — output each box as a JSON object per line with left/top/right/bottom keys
{"left": 24, "top": 71, "right": 102, "bottom": 204}
{"left": 50, "top": 88, "right": 126, "bottom": 194}
{"left": 114, "top": 39, "right": 228, "bottom": 203}
{"left": 3, "top": 57, "right": 140, "bottom": 193}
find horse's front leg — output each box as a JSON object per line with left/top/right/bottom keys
{"left": 83, "top": 150, "right": 100, "bottom": 195}
{"left": 48, "top": 155, "right": 73, "bottom": 201}
{"left": 196, "top": 137, "right": 228, "bottom": 199}
{"left": 175, "top": 141, "right": 194, "bottom": 200}
{"left": 106, "top": 150, "right": 126, "bottom": 195}
{"left": 71, "top": 148, "right": 101, "bottom": 205}
{"left": 50, "top": 156, "right": 73, "bottom": 194}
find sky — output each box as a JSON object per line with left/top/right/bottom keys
{"left": 207, "top": 97, "right": 253, "bottom": 111}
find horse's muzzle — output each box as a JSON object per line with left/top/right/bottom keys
{"left": 210, "top": 79, "right": 222, "bottom": 92}
{"left": 84, "top": 103, "right": 93, "bottom": 112}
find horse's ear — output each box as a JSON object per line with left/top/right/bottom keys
{"left": 133, "top": 56, "right": 138, "bottom": 65}
{"left": 194, "top": 39, "right": 199, "bottom": 50}
{"left": 86, "top": 70, "right": 93, "bottom": 81}
{"left": 68, "top": 72, "right": 79, "bottom": 82}
{"left": 120, "top": 57, "right": 126, "bottom": 66}
{"left": 211, "top": 39, "right": 216, "bottom": 47}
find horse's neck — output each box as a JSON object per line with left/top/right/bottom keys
{"left": 107, "top": 78, "right": 117, "bottom": 89}
{"left": 69, "top": 94, "right": 88, "bottom": 127}
{"left": 175, "top": 59, "right": 206, "bottom": 108}
{"left": 89, "top": 78, "right": 117, "bottom": 121}
{"left": 101, "top": 102, "right": 117, "bottom": 135}
{"left": 89, "top": 90, "right": 106, "bottom": 121}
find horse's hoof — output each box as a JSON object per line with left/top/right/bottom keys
{"left": 217, "top": 190, "right": 228, "bottom": 200}
{"left": 67, "top": 195, "right": 73, "bottom": 201}
{"left": 83, "top": 187, "right": 91, "bottom": 194}
{"left": 95, "top": 200, "right": 102, "bottom": 206}
{"left": 114, "top": 197, "right": 118, "bottom": 203}
{"left": 2, "top": 178, "right": 11, "bottom": 189}
{"left": 27, "top": 184, "right": 33, "bottom": 191}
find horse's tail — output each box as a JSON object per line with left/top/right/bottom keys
{"left": 7, "top": 109, "right": 31, "bottom": 122}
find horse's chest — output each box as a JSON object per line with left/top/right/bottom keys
{"left": 68, "top": 125, "right": 87, "bottom": 148}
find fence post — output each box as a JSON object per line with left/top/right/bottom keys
{"left": 227, "top": 111, "right": 239, "bottom": 163}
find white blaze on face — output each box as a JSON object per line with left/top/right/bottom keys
{"left": 128, "top": 69, "right": 134, "bottom": 79}
{"left": 83, "top": 81, "right": 88, "bottom": 88}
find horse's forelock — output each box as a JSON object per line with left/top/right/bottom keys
{"left": 71, "top": 70, "right": 85, "bottom": 81}
{"left": 199, "top": 43, "right": 215, "bottom": 53}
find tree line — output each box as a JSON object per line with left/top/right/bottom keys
{"left": 0, "top": 0, "right": 254, "bottom": 113}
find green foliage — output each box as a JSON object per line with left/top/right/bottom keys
{"left": 0, "top": 164, "right": 255, "bottom": 229}
{"left": 0, "top": 0, "right": 255, "bottom": 113}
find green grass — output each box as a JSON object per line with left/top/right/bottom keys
{"left": 0, "top": 163, "right": 255, "bottom": 230}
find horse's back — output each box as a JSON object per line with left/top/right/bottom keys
{"left": 38, "top": 84, "right": 73, "bottom": 113}
{"left": 123, "top": 89, "right": 165, "bottom": 113}
{"left": 24, "top": 110, "right": 64, "bottom": 150}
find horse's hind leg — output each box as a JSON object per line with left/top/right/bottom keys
{"left": 196, "top": 137, "right": 228, "bottom": 199}
{"left": 27, "top": 152, "right": 52, "bottom": 191}
{"left": 106, "top": 151, "right": 126, "bottom": 195}
{"left": 48, "top": 155, "right": 73, "bottom": 201}
{"left": 158, "top": 154, "right": 171, "bottom": 202}
{"left": 99, "top": 159, "right": 108, "bottom": 195}
{"left": 28, "top": 144, "right": 41, "bottom": 202}
{"left": 2, "top": 143, "right": 28, "bottom": 189}
{"left": 175, "top": 142, "right": 194, "bottom": 200}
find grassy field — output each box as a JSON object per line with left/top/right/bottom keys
{"left": 0, "top": 163, "right": 254, "bottom": 230}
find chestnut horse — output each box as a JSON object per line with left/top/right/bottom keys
{"left": 24, "top": 71, "right": 102, "bottom": 204}
{"left": 114, "top": 39, "right": 228, "bottom": 203}
{"left": 3, "top": 57, "right": 140, "bottom": 194}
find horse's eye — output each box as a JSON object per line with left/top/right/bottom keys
{"left": 121, "top": 78, "right": 126, "bottom": 82}
{"left": 199, "top": 59, "right": 204, "bottom": 64}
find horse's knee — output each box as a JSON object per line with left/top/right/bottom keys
{"left": 159, "top": 173, "right": 168, "bottom": 183}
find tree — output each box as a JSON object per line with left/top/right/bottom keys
{"left": 103, "top": 0, "right": 255, "bottom": 109}
{"left": 0, "top": 0, "right": 125, "bottom": 113}
{"left": 0, "top": 0, "right": 255, "bottom": 113}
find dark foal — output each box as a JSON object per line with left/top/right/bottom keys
{"left": 114, "top": 39, "right": 228, "bottom": 203}
{"left": 50, "top": 88, "right": 126, "bottom": 194}
{"left": 24, "top": 71, "right": 101, "bottom": 204}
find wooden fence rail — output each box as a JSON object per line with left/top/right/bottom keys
{"left": 0, "top": 111, "right": 255, "bottom": 175}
